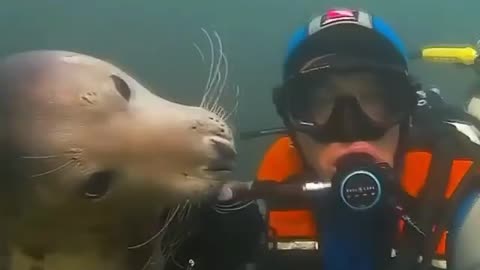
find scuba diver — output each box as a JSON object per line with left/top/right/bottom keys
{"left": 164, "top": 8, "right": 480, "bottom": 270}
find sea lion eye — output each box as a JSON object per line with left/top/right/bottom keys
{"left": 83, "top": 170, "right": 115, "bottom": 199}
{"left": 110, "top": 74, "right": 131, "bottom": 101}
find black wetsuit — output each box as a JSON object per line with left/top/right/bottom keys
{"left": 163, "top": 88, "right": 480, "bottom": 270}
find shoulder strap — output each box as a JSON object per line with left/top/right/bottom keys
{"left": 435, "top": 133, "right": 480, "bottom": 270}
{"left": 390, "top": 119, "right": 462, "bottom": 270}
{"left": 416, "top": 132, "right": 459, "bottom": 270}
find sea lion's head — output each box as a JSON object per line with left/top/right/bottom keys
{"left": 0, "top": 51, "right": 236, "bottom": 225}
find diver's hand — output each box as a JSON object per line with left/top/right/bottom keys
{"left": 213, "top": 181, "right": 256, "bottom": 214}
{"left": 217, "top": 181, "right": 253, "bottom": 201}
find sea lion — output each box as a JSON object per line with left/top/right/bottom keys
{"left": 0, "top": 50, "right": 236, "bottom": 270}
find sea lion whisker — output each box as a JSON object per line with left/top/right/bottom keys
{"left": 192, "top": 42, "right": 205, "bottom": 64}
{"left": 210, "top": 102, "right": 216, "bottom": 114}
{"left": 180, "top": 201, "right": 191, "bottom": 221}
{"left": 204, "top": 33, "right": 224, "bottom": 111}
{"left": 21, "top": 154, "right": 65, "bottom": 159}
{"left": 183, "top": 202, "right": 192, "bottom": 221}
{"left": 205, "top": 70, "right": 221, "bottom": 111}
{"left": 166, "top": 236, "right": 186, "bottom": 253}
{"left": 212, "top": 104, "right": 220, "bottom": 115}
{"left": 157, "top": 201, "right": 192, "bottom": 256}
{"left": 200, "top": 28, "right": 216, "bottom": 108}
{"left": 209, "top": 97, "right": 221, "bottom": 115}
{"left": 208, "top": 32, "right": 225, "bottom": 108}
{"left": 177, "top": 200, "right": 191, "bottom": 222}
{"left": 202, "top": 28, "right": 216, "bottom": 91}
{"left": 219, "top": 107, "right": 227, "bottom": 119}
{"left": 158, "top": 203, "right": 183, "bottom": 229}
{"left": 221, "top": 86, "right": 238, "bottom": 122}
{"left": 198, "top": 29, "right": 235, "bottom": 119}
{"left": 172, "top": 201, "right": 187, "bottom": 218}
{"left": 205, "top": 32, "right": 239, "bottom": 124}
{"left": 219, "top": 106, "right": 228, "bottom": 120}
{"left": 159, "top": 201, "right": 205, "bottom": 262}
{"left": 127, "top": 204, "right": 182, "bottom": 250}
{"left": 193, "top": 37, "right": 209, "bottom": 108}
{"left": 225, "top": 85, "right": 240, "bottom": 121}
{"left": 30, "top": 159, "right": 76, "bottom": 178}
{"left": 211, "top": 31, "right": 229, "bottom": 110}
{"left": 215, "top": 106, "right": 223, "bottom": 118}
{"left": 209, "top": 59, "right": 226, "bottom": 114}
{"left": 170, "top": 257, "right": 185, "bottom": 270}
{"left": 163, "top": 204, "right": 181, "bottom": 227}
{"left": 140, "top": 255, "right": 154, "bottom": 270}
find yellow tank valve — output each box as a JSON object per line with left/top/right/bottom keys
{"left": 421, "top": 45, "right": 478, "bottom": 65}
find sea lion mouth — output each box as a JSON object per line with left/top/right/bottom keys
{"left": 204, "top": 159, "right": 235, "bottom": 173}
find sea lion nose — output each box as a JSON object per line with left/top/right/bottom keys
{"left": 205, "top": 138, "right": 236, "bottom": 172}
{"left": 204, "top": 114, "right": 233, "bottom": 141}
{"left": 211, "top": 138, "right": 236, "bottom": 161}
{"left": 191, "top": 113, "right": 234, "bottom": 141}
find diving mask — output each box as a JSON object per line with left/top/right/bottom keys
{"left": 274, "top": 69, "right": 417, "bottom": 142}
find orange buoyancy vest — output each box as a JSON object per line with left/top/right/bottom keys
{"left": 256, "top": 136, "right": 474, "bottom": 267}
